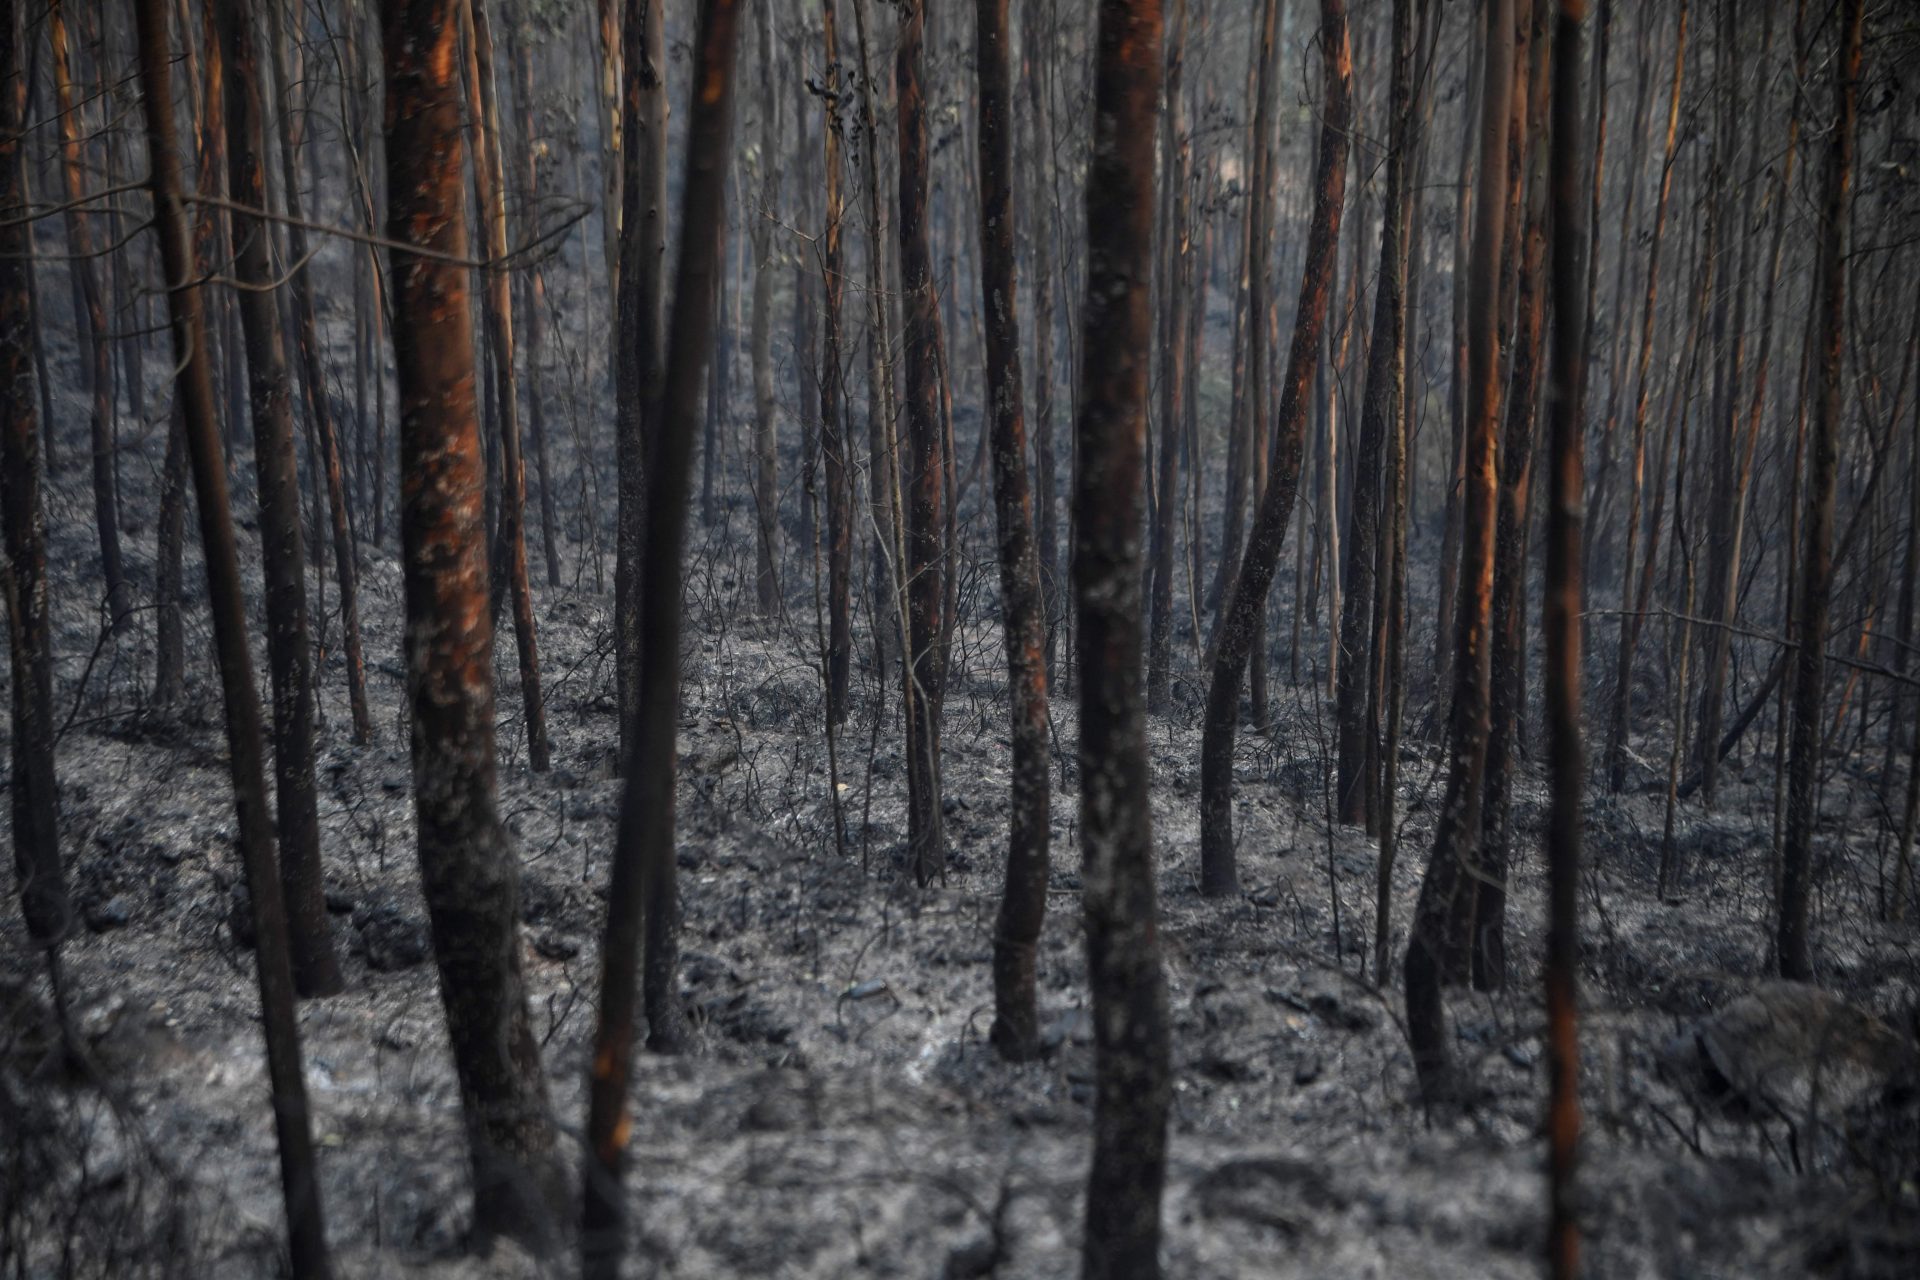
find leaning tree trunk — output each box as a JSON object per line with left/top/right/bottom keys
{"left": 1779, "top": 0, "right": 1861, "bottom": 981}
{"left": 974, "top": 0, "right": 1052, "bottom": 1064}
{"left": 1, "top": 9, "right": 68, "bottom": 948}
{"left": 1197, "top": 0, "right": 1352, "bottom": 899}
{"left": 1403, "top": 0, "right": 1515, "bottom": 1103}
{"left": 897, "top": 0, "right": 947, "bottom": 886}
{"left": 381, "top": 0, "right": 567, "bottom": 1251}
{"left": 614, "top": 0, "right": 668, "bottom": 773}
{"left": 48, "top": 1, "right": 131, "bottom": 634}
{"left": 218, "top": 0, "right": 345, "bottom": 999}
{"left": 582, "top": 4, "right": 742, "bottom": 1276}
{"left": 134, "top": 0, "right": 333, "bottom": 1269}
{"left": 1075, "top": 2, "right": 1171, "bottom": 1276}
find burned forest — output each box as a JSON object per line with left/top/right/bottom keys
{"left": 6, "top": 0, "right": 1920, "bottom": 1277}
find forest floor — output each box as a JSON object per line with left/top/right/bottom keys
{"left": 5, "top": 389, "right": 1920, "bottom": 1278}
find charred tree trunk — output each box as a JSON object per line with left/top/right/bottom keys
{"left": 751, "top": 6, "right": 780, "bottom": 616}
{"left": 583, "top": 5, "right": 741, "bottom": 1275}
{"left": 1543, "top": 6, "right": 1590, "bottom": 1273}
{"left": 1024, "top": 2, "right": 1060, "bottom": 672}
{"left": 381, "top": 0, "right": 566, "bottom": 1249}
{"left": 134, "top": 0, "right": 333, "bottom": 1267}
{"left": 465, "top": 0, "right": 550, "bottom": 772}
{"left": 218, "top": 0, "right": 345, "bottom": 999}
{"left": 1075, "top": 2, "right": 1171, "bottom": 1274}
{"left": 1778, "top": 0, "right": 1861, "bottom": 981}
{"left": 974, "top": 0, "right": 1052, "bottom": 1064}
{"left": 897, "top": 0, "right": 946, "bottom": 886}
{"left": 1336, "top": 0, "right": 1415, "bottom": 830}
{"left": 48, "top": 2, "right": 131, "bottom": 634}
{"left": 1198, "top": 0, "right": 1352, "bottom": 899}
{"left": 820, "top": 2, "right": 852, "bottom": 726}
{"left": 1144, "top": 0, "right": 1188, "bottom": 714}
{"left": 1, "top": 9, "right": 68, "bottom": 948}
{"left": 1404, "top": 0, "right": 1515, "bottom": 1102}
{"left": 615, "top": 0, "right": 667, "bottom": 773}
{"left": 506, "top": 11, "right": 560, "bottom": 588}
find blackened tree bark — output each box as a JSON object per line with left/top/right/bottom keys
{"left": 380, "top": 0, "right": 566, "bottom": 1249}
{"left": 1197, "top": 0, "right": 1352, "bottom": 898}
{"left": 1543, "top": 3, "right": 1590, "bottom": 1272}
{"left": 134, "top": 0, "right": 332, "bottom": 1268}
{"left": 218, "top": 0, "right": 344, "bottom": 999}
{"left": 264, "top": 0, "right": 371, "bottom": 745}
{"left": 1076, "top": 2, "right": 1170, "bottom": 1274}
{"left": 465, "top": 0, "right": 550, "bottom": 772}
{"left": 974, "top": 0, "right": 1052, "bottom": 1063}
{"left": 1404, "top": 0, "right": 1514, "bottom": 1102}
{"left": 506, "top": 10, "right": 561, "bottom": 588}
{"left": 1145, "top": 0, "right": 1188, "bottom": 714}
{"left": 1, "top": 7, "right": 68, "bottom": 947}
{"left": 1336, "top": 0, "right": 1415, "bottom": 830}
{"left": 1476, "top": 0, "right": 1549, "bottom": 993}
{"left": 583, "top": 4, "right": 742, "bottom": 1275}
{"left": 1779, "top": 0, "right": 1861, "bottom": 981}
{"left": 750, "top": 2, "right": 780, "bottom": 617}
{"left": 615, "top": 0, "right": 667, "bottom": 772}
{"left": 897, "top": 0, "right": 947, "bottom": 885}
{"left": 47, "top": 1, "right": 131, "bottom": 635}
{"left": 820, "top": 1, "right": 852, "bottom": 725}
{"left": 1024, "top": 0, "right": 1060, "bottom": 671}
{"left": 1604, "top": 0, "right": 1687, "bottom": 792}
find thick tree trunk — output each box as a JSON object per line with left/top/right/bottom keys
{"left": 134, "top": 2, "right": 333, "bottom": 1268}
{"left": 1198, "top": 0, "right": 1352, "bottom": 899}
{"left": 1779, "top": 0, "right": 1861, "bottom": 981}
{"left": 615, "top": 0, "right": 667, "bottom": 773}
{"left": 582, "top": 5, "right": 741, "bottom": 1275}
{"left": 1403, "top": 0, "right": 1515, "bottom": 1102}
{"left": 380, "top": 0, "right": 566, "bottom": 1249}
{"left": 1075, "top": 3, "right": 1170, "bottom": 1275}
{"left": 218, "top": 0, "right": 345, "bottom": 999}
{"left": 974, "top": 0, "right": 1052, "bottom": 1064}
{"left": 897, "top": 0, "right": 947, "bottom": 886}
{"left": 1, "top": 11, "right": 68, "bottom": 947}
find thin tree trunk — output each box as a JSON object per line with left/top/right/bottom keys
{"left": 381, "top": 0, "right": 566, "bottom": 1248}
{"left": 615, "top": 0, "right": 667, "bottom": 773}
{"left": 1336, "top": 0, "right": 1415, "bottom": 829}
{"left": 1403, "top": 0, "right": 1514, "bottom": 1101}
{"left": 48, "top": 2, "right": 131, "bottom": 634}
{"left": 820, "top": 2, "right": 852, "bottom": 726}
{"left": 1025, "top": 2, "right": 1060, "bottom": 671}
{"left": 751, "top": 6, "right": 780, "bottom": 616}
{"left": 1604, "top": 1, "right": 1688, "bottom": 792}
{"left": 1778, "top": 0, "right": 1861, "bottom": 981}
{"left": 1543, "top": 7, "right": 1590, "bottom": 1273}
{"left": 1198, "top": 0, "right": 1352, "bottom": 898}
{"left": 134, "top": 1, "right": 333, "bottom": 1268}
{"left": 217, "top": 0, "right": 346, "bottom": 999}
{"left": 897, "top": 0, "right": 947, "bottom": 886}
{"left": 582, "top": 6, "right": 741, "bottom": 1275}
{"left": 1076, "top": 3, "right": 1171, "bottom": 1275}
{"left": 2, "top": 9, "right": 68, "bottom": 947}
{"left": 506, "top": 11, "right": 561, "bottom": 587}
{"left": 1145, "top": 0, "right": 1189, "bottom": 714}
{"left": 974, "top": 0, "right": 1052, "bottom": 1064}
